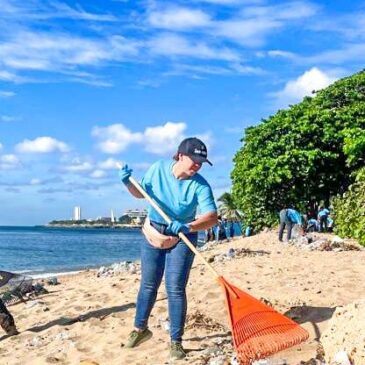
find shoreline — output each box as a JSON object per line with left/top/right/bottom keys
{"left": 1, "top": 231, "right": 364, "bottom": 364}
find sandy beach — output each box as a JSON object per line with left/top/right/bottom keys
{"left": 1, "top": 231, "right": 364, "bottom": 365}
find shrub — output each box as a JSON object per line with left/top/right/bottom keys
{"left": 332, "top": 168, "right": 365, "bottom": 246}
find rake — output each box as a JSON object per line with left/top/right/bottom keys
{"left": 127, "top": 175, "right": 309, "bottom": 364}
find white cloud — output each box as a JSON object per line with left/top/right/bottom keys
{"left": 272, "top": 67, "right": 338, "bottom": 107}
{"left": 166, "top": 62, "right": 264, "bottom": 77}
{"left": 30, "top": 178, "right": 41, "bottom": 185}
{"left": 92, "top": 124, "right": 143, "bottom": 153}
{"left": 0, "top": 69, "right": 24, "bottom": 82}
{"left": 0, "top": 90, "right": 15, "bottom": 98}
{"left": 92, "top": 122, "right": 190, "bottom": 155}
{"left": 63, "top": 161, "right": 94, "bottom": 172}
{"left": 214, "top": 18, "right": 281, "bottom": 47}
{"left": 98, "top": 158, "right": 121, "bottom": 170}
{"left": 90, "top": 169, "right": 106, "bottom": 178}
{"left": 242, "top": 2, "right": 318, "bottom": 20}
{"left": 0, "top": 143, "right": 3, "bottom": 150}
{"left": 149, "top": 34, "right": 240, "bottom": 61}
{"left": 305, "top": 43, "right": 365, "bottom": 65}
{"left": 0, "top": 154, "right": 20, "bottom": 170}
{"left": 0, "top": 31, "right": 141, "bottom": 82}
{"left": 266, "top": 50, "right": 297, "bottom": 59}
{"left": 0, "top": 0, "right": 117, "bottom": 22}
{"left": 15, "top": 136, "right": 70, "bottom": 153}
{"left": 199, "top": 0, "right": 263, "bottom": 4}
{"left": 144, "top": 122, "right": 187, "bottom": 155}
{"left": 148, "top": 7, "right": 211, "bottom": 30}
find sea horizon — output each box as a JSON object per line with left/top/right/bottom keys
{"left": 0, "top": 225, "right": 206, "bottom": 278}
{"left": 0, "top": 226, "right": 145, "bottom": 277}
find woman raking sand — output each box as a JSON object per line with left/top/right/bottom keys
{"left": 119, "top": 137, "right": 218, "bottom": 360}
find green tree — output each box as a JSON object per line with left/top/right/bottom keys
{"left": 232, "top": 70, "right": 365, "bottom": 230}
{"left": 217, "top": 192, "right": 242, "bottom": 221}
{"left": 332, "top": 168, "right": 365, "bottom": 246}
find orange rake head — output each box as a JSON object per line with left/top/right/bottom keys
{"left": 218, "top": 277, "right": 309, "bottom": 365}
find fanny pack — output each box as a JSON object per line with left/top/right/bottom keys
{"left": 142, "top": 217, "right": 179, "bottom": 249}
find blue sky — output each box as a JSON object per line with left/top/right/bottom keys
{"left": 0, "top": 0, "right": 364, "bottom": 225}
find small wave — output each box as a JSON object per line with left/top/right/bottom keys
{"left": 31, "top": 270, "right": 82, "bottom": 279}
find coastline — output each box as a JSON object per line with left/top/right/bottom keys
{"left": 1, "top": 230, "right": 364, "bottom": 364}
{"left": 45, "top": 223, "right": 143, "bottom": 229}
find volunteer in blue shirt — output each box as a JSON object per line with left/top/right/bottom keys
{"left": 317, "top": 206, "right": 330, "bottom": 232}
{"left": 278, "top": 207, "right": 303, "bottom": 241}
{"left": 119, "top": 137, "right": 218, "bottom": 360}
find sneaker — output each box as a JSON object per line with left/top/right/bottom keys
{"left": 125, "top": 328, "right": 152, "bottom": 348}
{"left": 170, "top": 341, "right": 186, "bottom": 360}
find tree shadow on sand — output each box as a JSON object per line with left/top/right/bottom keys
{"left": 26, "top": 302, "right": 136, "bottom": 333}
{"left": 284, "top": 305, "right": 336, "bottom": 340}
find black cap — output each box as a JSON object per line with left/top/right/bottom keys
{"left": 177, "top": 137, "right": 212, "bottom": 166}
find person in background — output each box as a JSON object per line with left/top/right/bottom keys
{"left": 278, "top": 206, "right": 303, "bottom": 242}
{"left": 119, "top": 137, "right": 217, "bottom": 360}
{"left": 306, "top": 217, "right": 319, "bottom": 232}
{"left": 0, "top": 298, "right": 18, "bottom": 336}
{"left": 317, "top": 206, "right": 330, "bottom": 232}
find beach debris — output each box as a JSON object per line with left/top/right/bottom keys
{"left": 155, "top": 317, "right": 170, "bottom": 332}
{"left": 47, "top": 277, "right": 59, "bottom": 285}
{"left": 1, "top": 277, "right": 48, "bottom": 306}
{"left": 55, "top": 331, "right": 70, "bottom": 341}
{"left": 186, "top": 310, "right": 227, "bottom": 332}
{"left": 208, "top": 355, "right": 227, "bottom": 365}
{"left": 209, "top": 248, "right": 271, "bottom": 263}
{"left": 96, "top": 261, "right": 140, "bottom": 277}
{"left": 252, "top": 360, "right": 289, "bottom": 365}
{"left": 288, "top": 234, "right": 362, "bottom": 251}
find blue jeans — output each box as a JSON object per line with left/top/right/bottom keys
{"left": 134, "top": 222, "right": 197, "bottom": 342}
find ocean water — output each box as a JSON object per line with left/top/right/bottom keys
{"left": 0, "top": 226, "right": 207, "bottom": 278}
{"left": 0, "top": 226, "right": 145, "bottom": 277}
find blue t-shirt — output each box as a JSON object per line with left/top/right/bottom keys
{"left": 287, "top": 209, "right": 302, "bottom": 224}
{"left": 140, "top": 160, "right": 217, "bottom": 224}
{"left": 318, "top": 208, "right": 330, "bottom": 218}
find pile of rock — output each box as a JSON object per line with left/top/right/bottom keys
{"left": 96, "top": 261, "right": 140, "bottom": 277}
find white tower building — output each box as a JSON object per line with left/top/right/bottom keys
{"left": 111, "top": 209, "right": 115, "bottom": 223}
{"left": 73, "top": 206, "right": 81, "bottom": 221}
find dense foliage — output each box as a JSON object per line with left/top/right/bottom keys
{"left": 332, "top": 168, "right": 365, "bottom": 246}
{"left": 217, "top": 192, "right": 242, "bottom": 221}
{"left": 231, "top": 70, "right": 365, "bottom": 230}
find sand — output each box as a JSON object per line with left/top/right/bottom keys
{"left": 1, "top": 231, "right": 364, "bottom": 365}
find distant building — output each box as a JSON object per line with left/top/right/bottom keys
{"left": 124, "top": 209, "right": 147, "bottom": 225}
{"left": 73, "top": 206, "right": 81, "bottom": 221}
{"left": 111, "top": 209, "right": 115, "bottom": 223}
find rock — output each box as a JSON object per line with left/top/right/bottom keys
{"left": 331, "top": 236, "right": 345, "bottom": 245}
{"left": 332, "top": 350, "right": 352, "bottom": 365}
{"left": 55, "top": 332, "right": 70, "bottom": 341}
{"left": 321, "top": 299, "right": 365, "bottom": 365}
{"left": 208, "top": 355, "right": 226, "bottom": 365}
{"left": 227, "top": 248, "right": 235, "bottom": 258}
{"left": 47, "top": 277, "right": 59, "bottom": 285}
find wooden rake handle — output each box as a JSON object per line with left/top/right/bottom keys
{"left": 128, "top": 176, "right": 221, "bottom": 280}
